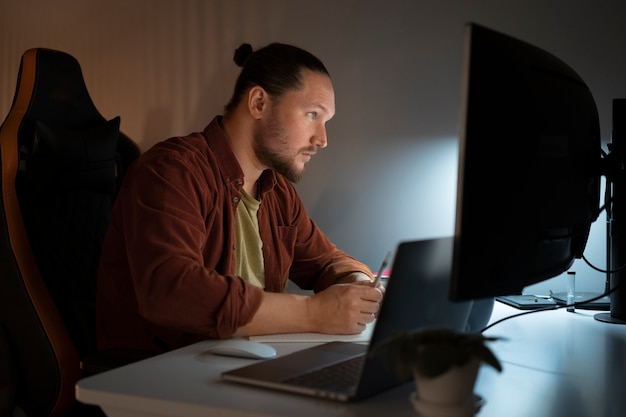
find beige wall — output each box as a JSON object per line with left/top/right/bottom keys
{"left": 2, "top": 0, "right": 626, "bottom": 294}
{"left": 0, "top": 0, "right": 272, "bottom": 148}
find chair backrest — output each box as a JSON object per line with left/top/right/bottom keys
{"left": 0, "top": 48, "right": 140, "bottom": 416}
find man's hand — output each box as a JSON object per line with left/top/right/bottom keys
{"left": 233, "top": 273, "right": 384, "bottom": 337}
{"left": 307, "top": 283, "right": 383, "bottom": 335}
{"left": 335, "top": 271, "right": 386, "bottom": 296}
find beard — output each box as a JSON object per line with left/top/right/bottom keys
{"left": 253, "top": 113, "right": 311, "bottom": 183}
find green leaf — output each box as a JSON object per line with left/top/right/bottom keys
{"left": 368, "top": 328, "right": 504, "bottom": 379}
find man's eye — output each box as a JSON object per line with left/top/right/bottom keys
{"left": 307, "top": 112, "right": 317, "bottom": 120}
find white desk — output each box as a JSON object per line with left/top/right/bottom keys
{"left": 76, "top": 303, "right": 626, "bottom": 416}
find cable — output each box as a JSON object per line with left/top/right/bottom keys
{"left": 479, "top": 285, "right": 618, "bottom": 333}
{"left": 479, "top": 305, "right": 558, "bottom": 333}
{"left": 583, "top": 254, "right": 626, "bottom": 274}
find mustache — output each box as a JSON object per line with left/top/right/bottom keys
{"left": 300, "top": 146, "right": 317, "bottom": 155}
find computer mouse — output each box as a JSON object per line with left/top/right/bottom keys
{"left": 204, "top": 339, "right": 277, "bottom": 359}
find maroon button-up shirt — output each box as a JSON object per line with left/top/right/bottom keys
{"left": 96, "top": 116, "right": 372, "bottom": 352}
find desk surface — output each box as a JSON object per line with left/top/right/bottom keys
{"left": 76, "top": 303, "right": 626, "bottom": 417}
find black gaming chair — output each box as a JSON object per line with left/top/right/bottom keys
{"left": 0, "top": 48, "right": 148, "bottom": 416}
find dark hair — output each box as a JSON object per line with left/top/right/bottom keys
{"left": 224, "top": 43, "right": 330, "bottom": 115}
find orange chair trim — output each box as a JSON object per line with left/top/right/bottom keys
{"left": 1, "top": 48, "right": 81, "bottom": 416}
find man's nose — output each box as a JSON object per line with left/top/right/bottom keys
{"left": 313, "top": 125, "right": 328, "bottom": 148}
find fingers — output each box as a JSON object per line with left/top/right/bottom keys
{"left": 375, "top": 281, "right": 386, "bottom": 296}
{"left": 346, "top": 285, "right": 382, "bottom": 313}
{"left": 308, "top": 284, "right": 385, "bottom": 334}
{"left": 356, "top": 312, "right": 377, "bottom": 326}
{"left": 338, "top": 288, "right": 379, "bottom": 326}
{"left": 359, "top": 298, "right": 380, "bottom": 315}
{"left": 338, "top": 282, "right": 384, "bottom": 302}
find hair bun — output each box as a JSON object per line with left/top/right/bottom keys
{"left": 233, "top": 43, "right": 253, "bottom": 67}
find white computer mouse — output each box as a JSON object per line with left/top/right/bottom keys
{"left": 204, "top": 339, "right": 277, "bottom": 359}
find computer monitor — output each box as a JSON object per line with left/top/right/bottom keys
{"left": 449, "top": 23, "right": 603, "bottom": 301}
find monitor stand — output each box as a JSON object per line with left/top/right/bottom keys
{"left": 595, "top": 312, "right": 626, "bottom": 324}
{"left": 595, "top": 98, "right": 626, "bottom": 325}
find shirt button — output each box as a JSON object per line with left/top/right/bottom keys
{"left": 232, "top": 196, "right": 240, "bottom": 203}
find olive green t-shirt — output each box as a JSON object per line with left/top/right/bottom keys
{"left": 234, "top": 188, "right": 265, "bottom": 288}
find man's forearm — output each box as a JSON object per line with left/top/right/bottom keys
{"left": 233, "top": 283, "right": 382, "bottom": 337}
{"left": 233, "top": 292, "right": 317, "bottom": 336}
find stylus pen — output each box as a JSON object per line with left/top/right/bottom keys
{"left": 372, "top": 251, "right": 392, "bottom": 287}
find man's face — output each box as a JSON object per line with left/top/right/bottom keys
{"left": 254, "top": 70, "right": 335, "bottom": 182}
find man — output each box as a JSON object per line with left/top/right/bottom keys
{"left": 96, "top": 43, "right": 383, "bottom": 352}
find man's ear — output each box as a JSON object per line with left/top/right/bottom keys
{"left": 248, "top": 86, "right": 267, "bottom": 119}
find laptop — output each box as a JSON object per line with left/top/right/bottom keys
{"left": 221, "top": 236, "right": 473, "bottom": 401}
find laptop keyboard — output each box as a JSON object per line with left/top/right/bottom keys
{"left": 281, "top": 355, "right": 365, "bottom": 391}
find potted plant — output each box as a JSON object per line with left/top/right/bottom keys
{"left": 369, "top": 328, "right": 502, "bottom": 415}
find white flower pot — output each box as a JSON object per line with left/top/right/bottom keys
{"left": 409, "top": 392, "right": 484, "bottom": 417}
{"left": 409, "top": 359, "right": 485, "bottom": 416}
{"left": 413, "top": 359, "right": 480, "bottom": 405}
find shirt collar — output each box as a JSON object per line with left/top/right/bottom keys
{"left": 203, "top": 116, "right": 277, "bottom": 192}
